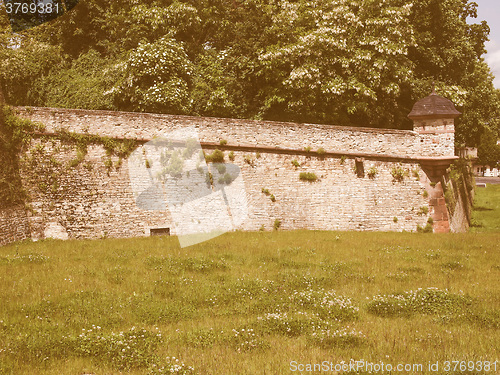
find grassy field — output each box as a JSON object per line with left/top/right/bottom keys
{"left": 0, "top": 194, "right": 499, "bottom": 374}
{"left": 471, "top": 184, "right": 500, "bottom": 232}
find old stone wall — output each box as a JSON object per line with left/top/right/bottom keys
{"left": 0, "top": 205, "right": 30, "bottom": 246}
{"left": 18, "top": 107, "right": 423, "bottom": 157}
{"left": 0, "top": 106, "right": 469, "bottom": 244}
{"left": 413, "top": 118, "right": 456, "bottom": 157}
{"left": 20, "top": 140, "right": 173, "bottom": 241}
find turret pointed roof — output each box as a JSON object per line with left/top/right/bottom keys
{"left": 408, "top": 90, "right": 461, "bottom": 120}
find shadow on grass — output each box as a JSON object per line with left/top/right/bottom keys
{"left": 473, "top": 206, "right": 493, "bottom": 211}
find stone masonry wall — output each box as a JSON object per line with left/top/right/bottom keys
{"left": 20, "top": 140, "right": 173, "bottom": 240}
{"left": 0, "top": 106, "right": 466, "bottom": 244}
{"left": 0, "top": 205, "right": 30, "bottom": 246}
{"left": 18, "top": 107, "right": 426, "bottom": 157}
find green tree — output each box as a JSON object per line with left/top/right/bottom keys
{"left": 258, "top": 0, "right": 417, "bottom": 127}
{"left": 0, "top": 35, "right": 63, "bottom": 105}
{"left": 477, "top": 127, "right": 500, "bottom": 167}
{"left": 111, "top": 36, "right": 193, "bottom": 114}
{"left": 0, "top": 0, "right": 498, "bottom": 152}
{"left": 30, "top": 49, "right": 120, "bottom": 109}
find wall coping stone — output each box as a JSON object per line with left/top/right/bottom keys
{"left": 17, "top": 106, "right": 418, "bottom": 136}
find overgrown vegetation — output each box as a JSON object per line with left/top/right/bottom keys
{"left": 2, "top": 0, "right": 499, "bottom": 151}
{"left": 0, "top": 105, "right": 140, "bottom": 207}
{"left": 204, "top": 149, "right": 225, "bottom": 163}
{"left": 0, "top": 230, "right": 498, "bottom": 373}
{"left": 0, "top": 105, "right": 42, "bottom": 207}
{"left": 443, "top": 159, "right": 475, "bottom": 218}
{"left": 367, "top": 167, "right": 378, "bottom": 179}
{"left": 391, "top": 165, "right": 407, "bottom": 182}
{"left": 299, "top": 172, "right": 317, "bottom": 182}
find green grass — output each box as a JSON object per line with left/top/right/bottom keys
{"left": 471, "top": 184, "right": 500, "bottom": 232}
{"left": 0, "top": 229, "right": 499, "bottom": 374}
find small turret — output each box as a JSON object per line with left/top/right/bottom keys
{"left": 408, "top": 90, "right": 460, "bottom": 158}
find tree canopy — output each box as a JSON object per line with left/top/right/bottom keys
{"left": 1, "top": 0, "right": 499, "bottom": 149}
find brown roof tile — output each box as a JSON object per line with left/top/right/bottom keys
{"left": 408, "top": 91, "right": 461, "bottom": 120}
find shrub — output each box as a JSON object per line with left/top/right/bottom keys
{"left": 291, "top": 159, "right": 300, "bottom": 168}
{"left": 273, "top": 219, "right": 281, "bottom": 230}
{"left": 219, "top": 139, "right": 227, "bottom": 146}
{"left": 423, "top": 190, "right": 429, "bottom": 198}
{"left": 413, "top": 169, "right": 420, "bottom": 180}
{"left": 393, "top": 217, "right": 398, "bottom": 223}
{"left": 367, "top": 167, "right": 378, "bottom": 179}
{"left": 317, "top": 147, "right": 326, "bottom": 155}
{"left": 418, "top": 206, "right": 429, "bottom": 215}
{"left": 391, "top": 165, "right": 406, "bottom": 182}
{"left": 215, "top": 163, "right": 226, "bottom": 174}
{"left": 270, "top": 194, "right": 276, "bottom": 202}
{"left": 417, "top": 223, "right": 433, "bottom": 233}
{"left": 228, "top": 151, "right": 235, "bottom": 161}
{"left": 299, "top": 172, "right": 317, "bottom": 182}
{"left": 218, "top": 173, "right": 233, "bottom": 185}
{"left": 205, "top": 149, "right": 224, "bottom": 163}
{"left": 304, "top": 146, "right": 311, "bottom": 152}
{"left": 340, "top": 155, "right": 346, "bottom": 164}
{"left": 256, "top": 152, "right": 261, "bottom": 158}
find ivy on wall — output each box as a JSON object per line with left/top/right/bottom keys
{"left": 0, "top": 105, "right": 44, "bottom": 208}
{"left": 0, "top": 105, "right": 140, "bottom": 209}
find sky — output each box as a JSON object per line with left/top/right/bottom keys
{"left": 474, "top": 0, "right": 500, "bottom": 87}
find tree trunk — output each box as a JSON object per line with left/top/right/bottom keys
{"left": 0, "top": 84, "right": 4, "bottom": 105}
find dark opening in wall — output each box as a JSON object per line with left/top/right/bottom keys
{"left": 355, "top": 158, "right": 364, "bottom": 178}
{"left": 150, "top": 228, "right": 170, "bottom": 236}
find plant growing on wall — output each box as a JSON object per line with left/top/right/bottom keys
{"left": 262, "top": 188, "right": 276, "bottom": 202}
{"left": 391, "top": 165, "right": 406, "bottom": 182}
{"left": 205, "top": 149, "right": 225, "bottom": 163}
{"left": 418, "top": 206, "right": 429, "bottom": 215}
{"left": 412, "top": 169, "right": 420, "bottom": 180}
{"left": 444, "top": 185, "right": 457, "bottom": 216}
{"left": 273, "top": 219, "right": 281, "bottom": 230}
{"left": 367, "top": 167, "right": 378, "bottom": 179}
{"left": 244, "top": 155, "right": 255, "bottom": 166}
{"left": 299, "top": 172, "right": 317, "bottom": 182}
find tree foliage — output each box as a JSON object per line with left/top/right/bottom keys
{"left": 0, "top": 0, "right": 498, "bottom": 149}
